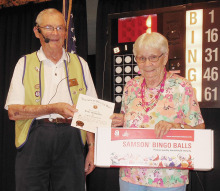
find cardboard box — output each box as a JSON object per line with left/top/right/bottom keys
{"left": 95, "top": 128, "right": 214, "bottom": 171}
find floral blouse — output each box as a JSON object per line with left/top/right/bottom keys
{"left": 120, "top": 73, "right": 204, "bottom": 188}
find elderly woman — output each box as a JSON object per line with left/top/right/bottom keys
{"left": 111, "top": 32, "right": 205, "bottom": 191}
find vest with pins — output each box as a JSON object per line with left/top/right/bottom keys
{"left": 15, "top": 51, "right": 87, "bottom": 148}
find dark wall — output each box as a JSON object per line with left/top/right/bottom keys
{"left": 93, "top": 0, "right": 220, "bottom": 190}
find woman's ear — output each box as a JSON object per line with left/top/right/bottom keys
{"left": 163, "top": 52, "right": 169, "bottom": 66}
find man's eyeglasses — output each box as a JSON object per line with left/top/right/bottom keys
{"left": 37, "top": 25, "right": 66, "bottom": 33}
{"left": 135, "top": 53, "right": 164, "bottom": 63}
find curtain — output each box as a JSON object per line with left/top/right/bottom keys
{"left": 0, "top": 0, "right": 87, "bottom": 190}
{"left": 92, "top": 0, "right": 220, "bottom": 191}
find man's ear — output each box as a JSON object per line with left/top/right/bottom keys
{"left": 33, "top": 26, "right": 40, "bottom": 39}
{"left": 65, "top": 30, "right": 67, "bottom": 40}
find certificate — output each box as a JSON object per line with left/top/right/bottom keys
{"left": 71, "top": 94, "right": 115, "bottom": 133}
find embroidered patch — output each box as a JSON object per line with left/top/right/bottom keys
{"left": 35, "top": 99, "right": 40, "bottom": 103}
{"left": 35, "top": 67, "right": 39, "bottom": 72}
{"left": 35, "top": 84, "right": 40, "bottom": 89}
{"left": 69, "top": 78, "right": 78, "bottom": 86}
{"left": 79, "top": 88, "right": 84, "bottom": 91}
{"left": 35, "top": 91, "right": 40, "bottom": 97}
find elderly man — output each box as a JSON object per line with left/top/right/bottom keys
{"left": 5, "top": 8, "right": 96, "bottom": 191}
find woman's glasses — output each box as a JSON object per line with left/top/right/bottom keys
{"left": 135, "top": 53, "right": 164, "bottom": 63}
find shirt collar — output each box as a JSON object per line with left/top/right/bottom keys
{"left": 37, "top": 47, "right": 69, "bottom": 63}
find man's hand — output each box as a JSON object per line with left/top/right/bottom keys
{"left": 8, "top": 103, "right": 77, "bottom": 120}
{"left": 51, "top": 103, "right": 77, "bottom": 118}
{"left": 84, "top": 147, "right": 95, "bottom": 176}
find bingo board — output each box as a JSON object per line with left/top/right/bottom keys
{"left": 113, "top": 54, "right": 139, "bottom": 106}
{"left": 109, "top": 6, "right": 185, "bottom": 112}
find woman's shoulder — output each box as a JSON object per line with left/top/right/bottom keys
{"left": 167, "top": 72, "right": 192, "bottom": 87}
{"left": 125, "top": 75, "right": 143, "bottom": 87}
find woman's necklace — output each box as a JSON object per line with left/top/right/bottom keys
{"left": 141, "top": 69, "right": 167, "bottom": 113}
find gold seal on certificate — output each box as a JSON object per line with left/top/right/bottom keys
{"left": 76, "top": 120, "right": 84, "bottom": 127}
{"left": 71, "top": 94, "right": 115, "bottom": 133}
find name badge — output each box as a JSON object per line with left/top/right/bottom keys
{"left": 69, "top": 78, "right": 78, "bottom": 87}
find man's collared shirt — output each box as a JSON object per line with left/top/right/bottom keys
{"left": 5, "top": 47, "right": 97, "bottom": 119}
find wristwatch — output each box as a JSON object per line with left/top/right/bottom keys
{"left": 87, "top": 143, "right": 95, "bottom": 147}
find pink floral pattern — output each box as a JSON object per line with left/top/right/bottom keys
{"left": 120, "top": 73, "right": 204, "bottom": 188}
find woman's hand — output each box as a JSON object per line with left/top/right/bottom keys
{"left": 155, "top": 120, "right": 179, "bottom": 138}
{"left": 110, "top": 113, "right": 124, "bottom": 127}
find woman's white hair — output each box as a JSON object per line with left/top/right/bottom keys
{"left": 36, "top": 8, "right": 66, "bottom": 26}
{"left": 133, "top": 32, "right": 169, "bottom": 56}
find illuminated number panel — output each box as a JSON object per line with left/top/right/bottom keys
{"left": 185, "top": 4, "right": 220, "bottom": 107}
{"left": 202, "top": 7, "right": 220, "bottom": 107}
